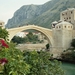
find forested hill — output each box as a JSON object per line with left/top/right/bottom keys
{"left": 6, "top": 0, "right": 75, "bottom": 28}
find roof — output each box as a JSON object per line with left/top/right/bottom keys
{"left": 52, "top": 21, "right": 58, "bottom": 24}
{"left": 56, "top": 21, "right": 73, "bottom": 26}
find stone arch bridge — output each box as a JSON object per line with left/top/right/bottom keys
{"left": 7, "top": 25, "right": 54, "bottom": 50}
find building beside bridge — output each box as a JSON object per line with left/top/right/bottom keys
{"left": 60, "top": 8, "right": 75, "bottom": 29}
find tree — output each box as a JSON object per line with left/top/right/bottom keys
{"left": 12, "top": 36, "right": 26, "bottom": 44}
{"left": 0, "top": 27, "right": 9, "bottom": 41}
{"left": 26, "top": 32, "right": 38, "bottom": 43}
{"left": 71, "top": 39, "right": 75, "bottom": 48}
{"left": 46, "top": 43, "right": 49, "bottom": 50}
{"left": 26, "top": 32, "right": 33, "bottom": 42}
{"left": 12, "top": 32, "right": 39, "bottom": 44}
{"left": 0, "top": 43, "right": 30, "bottom": 75}
{"left": 0, "top": 28, "right": 30, "bottom": 75}
{"left": 23, "top": 50, "right": 64, "bottom": 75}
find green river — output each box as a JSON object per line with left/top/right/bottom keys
{"left": 62, "top": 62, "right": 75, "bottom": 75}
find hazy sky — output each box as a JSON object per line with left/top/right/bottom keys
{"left": 0, "top": 0, "right": 50, "bottom": 24}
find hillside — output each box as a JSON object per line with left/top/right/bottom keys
{"left": 6, "top": 0, "right": 75, "bottom": 28}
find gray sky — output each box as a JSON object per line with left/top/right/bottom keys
{"left": 0, "top": 0, "right": 50, "bottom": 24}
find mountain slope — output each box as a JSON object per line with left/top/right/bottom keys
{"left": 6, "top": 0, "right": 75, "bottom": 28}
{"left": 29, "top": 0, "right": 75, "bottom": 28}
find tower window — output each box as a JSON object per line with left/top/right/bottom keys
{"left": 71, "top": 26, "right": 72, "bottom": 28}
{"left": 68, "top": 26, "right": 70, "bottom": 28}
{"left": 65, "top": 26, "right": 66, "bottom": 28}
{"left": 69, "top": 17, "right": 71, "bottom": 19}
{"left": 71, "top": 11, "right": 72, "bottom": 14}
{"left": 62, "top": 13, "right": 64, "bottom": 16}
{"left": 67, "top": 18, "right": 68, "bottom": 20}
{"left": 56, "top": 26, "right": 58, "bottom": 28}
{"left": 59, "top": 26, "right": 61, "bottom": 28}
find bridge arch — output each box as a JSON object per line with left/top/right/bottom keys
{"left": 7, "top": 25, "right": 53, "bottom": 49}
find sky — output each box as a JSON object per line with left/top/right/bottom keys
{"left": 0, "top": 0, "right": 50, "bottom": 24}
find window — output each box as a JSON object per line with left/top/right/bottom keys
{"left": 65, "top": 26, "right": 66, "bottom": 28}
{"left": 59, "top": 26, "right": 61, "bottom": 28}
{"left": 67, "top": 18, "right": 68, "bottom": 20}
{"left": 69, "top": 17, "right": 71, "bottom": 19}
{"left": 71, "top": 26, "right": 72, "bottom": 28}
{"left": 56, "top": 26, "right": 58, "bottom": 28}
{"left": 71, "top": 11, "right": 72, "bottom": 14}
{"left": 62, "top": 13, "right": 64, "bottom": 16}
{"left": 68, "top": 26, "right": 70, "bottom": 28}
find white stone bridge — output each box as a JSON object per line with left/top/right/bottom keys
{"left": 7, "top": 25, "right": 53, "bottom": 48}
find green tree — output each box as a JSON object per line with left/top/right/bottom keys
{"left": 0, "top": 43, "right": 30, "bottom": 75}
{"left": 0, "top": 28, "right": 30, "bottom": 75}
{"left": 0, "top": 27, "right": 9, "bottom": 41}
{"left": 26, "top": 32, "right": 38, "bottom": 43}
{"left": 12, "top": 32, "right": 39, "bottom": 44}
{"left": 12, "top": 36, "right": 26, "bottom": 44}
{"left": 46, "top": 43, "right": 49, "bottom": 50}
{"left": 71, "top": 39, "right": 75, "bottom": 48}
{"left": 27, "top": 32, "right": 33, "bottom": 42}
{"left": 23, "top": 51, "right": 64, "bottom": 75}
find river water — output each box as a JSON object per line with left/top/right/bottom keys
{"left": 61, "top": 62, "right": 75, "bottom": 75}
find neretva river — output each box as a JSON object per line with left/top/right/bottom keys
{"left": 61, "top": 62, "right": 75, "bottom": 75}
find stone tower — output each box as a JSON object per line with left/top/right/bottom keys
{"left": 52, "top": 21, "right": 73, "bottom": 57}
{"left": 0, "top": 20, "right": 5, "bottom": 29}
{"left": 60, "top": 8, "right": 75, "bottom": 29}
